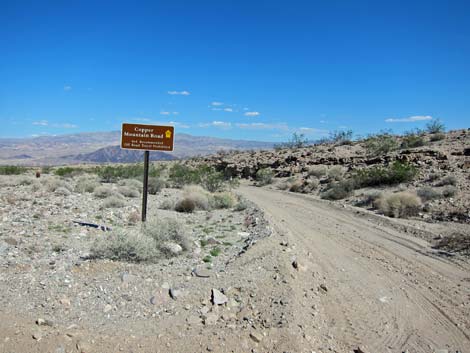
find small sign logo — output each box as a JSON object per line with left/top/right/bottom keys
{"left": 165, "top": 130, "right": 172, "bottom": 139}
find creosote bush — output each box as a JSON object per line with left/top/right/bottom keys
{"left": 210, "top": 192, "right": 237, "bottom": 209}
{"left": 436, "top": 175, "right": 457, "bottom": 187}
{"left": 442, "top": 185, "right": 457, "bottom": 198}
{"left": 182, "top": 185, "right": 210, "bottom": 210}
{"left": 430, "top": 133, "right": 445, "bottom": 142}
{"left": 374, "top": 192, "right": 422, "bottom": 218}
{"left": 363, "top": 133, "right": 398, "bottom": 156}
{"left": 353, "top": 161, "right": 417, "bottom": 188}
{"left": 417, "top": 187, "right": 441, "bottom": 202}
{"left": 148, "top": 177, "right": 165, "bottom": 194}
{"left": 75, "top": 175, "right": 99, "bottom": 193}
{"left": 118, "top": 186, "right": 140, "bottom": 198}
{"left": 307, "top": 166, "right": 327, "bottom": 178}
{"left": 256, "top": 168, "right": 274, "bottom": 186}
{"left": 321, "top": 179, "right": 355, "bottom": 200}
{"left": 327, "top": 166, "right": 345, "bottom": 181}
{"left": 0, "top": 166, "right": 28, "bottom": 175}
{"left": 401, "top": 134, "right": 426, "bottom": 149}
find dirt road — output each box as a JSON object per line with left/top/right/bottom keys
{"left": 239, "top": 185, "right": 470, "bottom": 353}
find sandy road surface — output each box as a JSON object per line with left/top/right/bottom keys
{"left": 239, "top": 186, "right": 470, "bottom": 353}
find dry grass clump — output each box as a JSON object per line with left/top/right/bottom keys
{"left": 144, "top": 218, "right": 191, "bottom": 256}
{"left": 18, "top": 176, "right": 34, "bottom": 186}
{"left": 118, "top": 186, "right": 140, "bottom": 198}
{"left": 374, "top": 191, "right": 422, "bottom": 218}
{"left": 304, "top": 178, "right": 320, "bottom": 193}
{"left": 307, "top": 165, "right": 327, "bottom": 178}
{"left": 160, "top": 199, "right": 176, "bottom": 210}
{"left": 127, "top": 210, "right": 141, "bottom": 224}
{"left": 256, "top": 168, "right": 274, "bottom": 186}
{"left": 75, "top": 175, "right": 99, "bottom": 193}
{"left": 234, "top": 199, "right": 249, "bottom": 211}
{"left": 327, "top": 166, "right": 345, "bottom": 181}
{"left": 118, "top": 178, "right": 142, "bottom": 191}
{"left": 148, "top": 177, "right": 165, "bottom": 194}
{"left": 210, "top": 192, "right": 237, "bottom": 209}
{"left": 101, "top": 194, "right": 126, "bottom": 208}
{"left": 93, "top": 185, "right": 114, "bottom": 199}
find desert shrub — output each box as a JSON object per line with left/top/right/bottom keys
{"left": 127, "top": 210, "right": 141, "bottom": 224}
{"left": 436, "top": 175, "right": 457, "bottom": 187}
{"left": 374, "top": 192, "right": 422, "bottom": 218}
{"left": 321, "top": 179, "right": 355, "bottom": 200}
{"left": 211, "top": 192, "right": 237, "bottom": 209}
{"left": 329, "top": 130, "right": 353, "bottom": 144}
{"left": 31, "top": 181, "right": 42, "bottom": 192}
{"left": 182, "top": 185, "right": 210, "bottom": 210}
{"left": 357, "top": 190, "right": 381, "bottom": 207}
{"left": 118, "top": 186, "right": 139, "bottom": 198}
{"left": 55, "top": 187, "right": 71, "bottom": 196}
{"left": 289, "top": 179, "right": 303, "bottom": 193}
{"left": 277, "top": 132, "right": 309, "bottom": 149}
{"left": 102, "top": 194, "right": 126, "bottom": 208}
{"left": 234, "top": 199, "right": 248, "bottom": 211}
{"left": 43, "top": 177, "right": 72, "bottom": 192}
{"left": 210, "top": 247, "right": 221, "bottom": 257}
{"left": 41, "top": 166, "right": 52, "bottom": 174}
{"left": 303, "top": 178, "right": 320, "bottom": 193}
{"left": 160, "top": 199, "right": 175, "bottom": 210}
{"left": 93, "top": 185, "right": 114, "bottom": 199}
{"left": 0, "top": 166, "right": 27, "bottom": 175}
{"left": 198, "top": 165, "right": 225, "bottom": 192}
{"left": 54, "top": 166, "right": 84, "bottom": 177}
{"left": 426, "top": 119, "right": 445, "bottom": 134}
{"left": 353, "top": 161, "right": 417, "bottom": 188}
{"left": 75, "top": 175, "right": 99, "bottom": 193}
{"left": 427, "top": 173, "right": 440, "bottom": 182}
{"left": 401, "top": 134, "right": 426, "bottom": 149}
{"left": 148, "top": 177, "right": 165, "bottom": 194}
{"left": 442, "top": 185, "right": 457, "bottom": 198}
{"left": 307, "top": 165, "right": 327, "bottom": 178}
{"left": 417, "top": 187, "right": 441, "bottom": 202}
{"left": 18, "top": 176, "right": 34, "bottom": 185}
{"left": 91, "top": 229, "right": 159, "bottom": 263}
{"left": 430, "top": 133, "right": 445, "bottom": 142}
{"left": 277, "top": 180, "right": 290, "bottom": 190}
{"left": 256, "top": 168, "right": 274, "bottom": 186}
{"left": 328, "top": 166, "right": 345, "bottom": 181}
{"left": 363, "top": 133, "right": 398, "bottom": 156}
{"left": 144, "top": 218, "right": 190, "bottom": 254}
{"left": 118, "top": 178, "right": 142, "bottom": 190}
{"left": 174, "top": 198, "right": 196, "bottom": 213}
{"left": 168, "top": 163, "right": 201, "bottom": 188}
{"left": 94, "top": 164, "right": 163, "bottom": 183}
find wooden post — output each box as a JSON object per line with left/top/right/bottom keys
{"left": 142, "top": 150, "right": 150, "bottom": 222}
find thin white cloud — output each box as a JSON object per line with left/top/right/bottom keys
{"left": 64, "top": 85, "right": 72, "bottom": 91}
{"left": 297, "top": 127, "right": 329, "bottom": 136}
{"left": 53, "top": 123, "right": 78, "bottom": 129}
{"left": 167, "top": 90, "right": 190, "bottom": 96}
{"left": 244, "top": 111, "right": 260, "bottom": 117}
{"left": 199, "top": 121, "right": 232, "bottom": 129}
{"left": 211, "top": 102, "right": 224, "bottom": 106}
{"left": 236, "top": 122, "right": 288, "bottom": 131}
{"left": 385, "top": 115, "right": 433, "bottom": 123}
{"left": 32, "top": 120, "right": 48, "bottom": 126}
{"left": 160, "top": 111, "right": 171, "bottom": 115}
{"left": 224, "top": 108, "right": 233, "bottom": 112}
{"left": 211, "top": 108, "right": 223, "bottom": 111}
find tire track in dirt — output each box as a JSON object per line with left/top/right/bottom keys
{"left": 240, "top": 186, "right": 470, "bottom": 353}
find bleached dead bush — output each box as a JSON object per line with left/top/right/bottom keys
{"left": 148, "top": 177, "right": 166, "bottom": 194}
{"left": 374, "top": 191, "right": 422, "bottom": 218}
{"left": 102, "top": 194, "right": 126, "bottom": 208}
{"left": 174, "top": 197, "right": 196, "bottom": 213}
{"left": 144, "top": 218, "right": 190, "bottom": 256}
{"left": 289, "top": 179, "right": 303, "bottom": 193}
{"left": 93, "top": 185, "right": 114, "bottom": 199}
{"left": 18, "top": 176, "right": 34, "bottom": 186}
{"left": 417, "top": 187, "right": 441, "bottom": 202}
{"left": 43, "top": 177, "right": 72, "bottom": 192}
{"left": 118, "top": 186, "right": 140, "bottom": 198}
{"left": 160, "top": 199, "right": 175, "bottom": 210}
{"left": 118, "top": 178, "right": 142, "bottom": 191}
{"left": 303, "top": 178, "right": 320, "bottom": 193}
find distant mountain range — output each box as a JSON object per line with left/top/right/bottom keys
{"left": 0, "top": 131, "right": 274, "bottom": 165}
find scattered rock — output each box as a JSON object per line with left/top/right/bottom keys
{"left": 169, "top": 288, "right": 181, "bottom": 300}
{"left": 192, "top": 268, "right": 211, "bottom": 278}
{"left": 36, "top": 318, "right": 54, "bottom": 327}
{"left": 249, "top": 332, "right": 263, "bottom": 343}
{"left": 203, "top": 312, "right": 219, "bottom": 325}
{"left": 103, "top": 304, "right": 113, "bottom": 313}
{"left": 319, "top": 284, "right": 328, "bottom": 292}
{"left": 162, "top": 242, "right": 183, "bottom": 256}
{"left": 211, "top": 288, "right": 228, "bottom": 305}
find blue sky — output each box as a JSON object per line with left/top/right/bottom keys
{"left": 1, "top": 0, "right": 469, "bottom": 141}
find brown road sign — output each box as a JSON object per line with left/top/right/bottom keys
{"left": 121, "top": 123, "right": 174, "bottom": 152}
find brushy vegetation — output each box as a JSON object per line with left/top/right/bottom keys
{"left": 174, "top": 197, "right": 196, "bottom": 213}
{"left": 94, "top": 164, "right": 164, "bottom": 183}
{"left": 401, "top": 133, "right": 426, "bottom": 149}
{"left": 353, "top": 161, "right": 418, "bottom": 188}
{"left": 435, "top": 175, "right": 457, "bottom": 187}
{"left": 182, "top": 185, "right": 210, "bottom": 210}
{"left": 102, "top": 194, "right": 126, "bottom": 208}
{"left": 307, "top": 165, "right": 327, "bottom": 178}
{"left": 148, "top": 177, "right": 165, "bottom": 194}
{"left": 256, "top": 168, "right": 274, "bottom": 186}
{"left": 211, "top": 192, "right": 237, "bottom": 209}
{"left": 43, "top": 177, "right": 73, "bottom": 192}
{"left": 426, "top": 119, "right": 445, "bottom": 134}
{"left": 54, "top": 166, "right": 84, "bottom": 177}
{"left": 374, "top": 192, "right": 422, "bottom": 218}
{"left": 417, "top": 186, "right": 441, "bottom": 202}
{"left": 430, "top": 133, "right": 445, "bottom": 142}
{"left": 275, "top": 132, "right": 309, "bottom": 149}
{"left": 363, "top": 132, "right": 398, "bottom": 156}
{"left": 168, "top": 163, "right": 228, "bottom": 192}
{"left": 91, "top": 219, "right": 189, "bottom": 262}
{"left": 329, "top": 130, "right": 354, "bottom": 145}
{"left": 288, "top": 179, "right": 303, "bottom": 193}
{"left": 442, "top": 185, "right": 457, "bottom": 198}
{"left": 93, "top": 185, "right": 114, "bottom": 199}
{"left": 118, "top": 186, "right": 140, "bottom": 198}
{"left": 75, "top": 175, "right": 99, "bottom": 193}
{"left": 321, "top": 179, "right": 355, "bottom": 200}
{"left": 327, "top": 166, "right": 345, "bottom": 181}
{"left": 0, "top": 166, "right": 28, "bottom": 175}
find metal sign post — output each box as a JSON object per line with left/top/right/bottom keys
{"left": 120, "top": 123, "right": 175, "bottom": 222}
{"left": 142, "top": 150, "right": 150, "bottom": 222}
